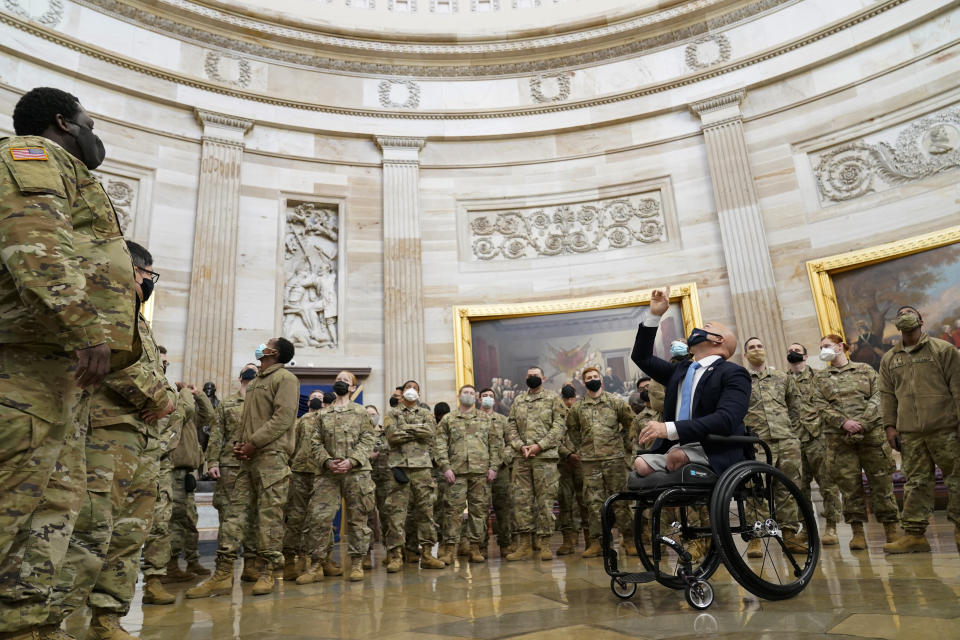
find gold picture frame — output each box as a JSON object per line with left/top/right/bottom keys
{"left": 806, "top": 225, "right": 960, "bottom": 340}
{"left": 453, "top": 283, "right": 703, "bottom": 390}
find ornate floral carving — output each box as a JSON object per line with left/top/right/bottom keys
{"left": 530, "top": 73, "right": 571, "bottom": 103}
{"left": 378, "top": 79, "right": 421, "bottom": 109}
{"left": 283, "top": 203, "right": 339, "bottom": 349}
{"left": 93, "top": 171, "right": 138, "bottom": 236}
{"left": 204, "top": 51, "right": 252, "bottom": 88}
{"left": 684, "top": 33, "right": 731, "bottom": 70}
{"left": 469, "top": 194, "right": 665, "bottom": 261}
{"left": 814, "top": 107, "right": 960, "bottom": 203}
{"left": 3, "top": 0, "right": 63, "bottom": 26}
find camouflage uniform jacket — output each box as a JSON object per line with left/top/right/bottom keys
{"left": 812, "top": 360, "right": 882, "bottom": 438}
{"left": 372, "top": 428, "right": 390, "bottom": 471}
{"left": 629, "top": 407, "right": 660, "bottom": 455}
{"left": 435, "top": 408, "right": 502, "bottom": 475}
{"left": 384, "top": 403, "right": 436, "bottom": 469}
{"left": 487, "top": 410, "right": 512, "bottom": 467}
{"left": 291, "top": 411, "right": 321, "bottom": 473}
{"left": 745, "top": 367, "right": 806, "bottom": 442}
{"left": 787, "top": 366, "right": 823, "bottom": 442}
{"left": 240, "top": 363, "right": 300, "bottom": 456}
{"left": 170, "top": 387, "right": 213, "bottom": 469}
{"left": 88, "top": 315, "right": 170, "bottom": 437}
{"left": 879, "top": 333, "right": 960, "bottom": 433}
{"left": 206, "top": 391, "right": 244, "bottom": 468}
{"left": 505, "top": 389, "right": 566, "bottom": 461}
{"left": 565, "top": 391, "right": 634, "bottom": 461}
{"left": 312, "top": 402, "right": 376, "bottom": 472}
{"left": 156, "top": 389, "right": 188, "bottom": 456}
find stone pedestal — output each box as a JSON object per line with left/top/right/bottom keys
{"left": 183, "top": 110, "right": 253, "bottom": 391}
{"left": 376, "top": 137, "right": 427, "bottom": 393}
{"left": 690, "top": 90, "right": 788, "bottom": 365}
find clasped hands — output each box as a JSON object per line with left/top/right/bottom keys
{"left": 443, "top": 469, "right": 498, "bottom": 484}
{"left": 521, "top": 443, "right": 542, "bottom": 458}
{"left": 842, "top": 419, "right": 863, "bottom": 436}
{"left": 326, "top": 458, "right": 354, "bottom": 474}
{"left": 233, "top": 441, "right": 257, "bottom": 460}
{"left": 638, "top": 420, "right": 668, "bottom": 447}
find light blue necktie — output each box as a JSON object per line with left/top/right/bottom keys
{"left": 677, "top": 361, "right": 702, "bottom": 421}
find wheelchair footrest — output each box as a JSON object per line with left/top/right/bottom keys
{"left": 619, "top": 572, "right": 656, "bottom": 584}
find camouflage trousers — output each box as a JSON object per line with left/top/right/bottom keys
{"left": 216, "top": 451, "right": 290, "bottom": 569}
{"left": 214, "top": 466, "right": 259, "bottom": 561}
{"left": 441, "top": 474, "right": 490, "bottom": 545}
{"left": 581, "top": 459, "right": 633, "bottom": 539}
{"left": 48, "top": 425, "right": 160, "bottom": 622}
{"left": 382, "top": 468, "right": 437, "bottom": 550}
{"left": 282, "top": 471, "right": 316, "bottom": 558}
{"left": 141, "top": 458, "right": 174, "bottom": 577}
{"left": 372, "top": 466, "right": 391, "bottom": 545}
{"left": 799, "top": 436, "right": 843, "bottom": 523}
{"left": 826, "top": 433, "right": 899, "bottom": 524}
{"left": 0, "top": 384, "right": 87, "bottom": 633}
{"left": 900, "top": 428, "right": 960, "bottom": 534}
{"left": 490, "top": 463, "right": 514, "bottom": 547}
{"left": 753, "top": 438, "right": 802, "bottom": 532}
{"left": 512, "top": 458, "right": 560, "bottom": 537}
{"left": 310, "top": 471, "right": 375, "bottom": 559}
{"left": 170, "top": 468, "right": 199, "bottom": 563}
{"left": 434, "top": 467, "right": 448, "bottom": 540}
{"left": 557, "top": 462, "right": 587, "bottom": 533}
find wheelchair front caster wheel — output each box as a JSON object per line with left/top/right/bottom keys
{"left": 685, "top": 580, "right": 714, "bottom": 610}
{"left": 611, "top": 577, "right": 637, "bottom": 600}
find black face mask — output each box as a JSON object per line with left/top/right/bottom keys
{"left": 240, "top": 369, "right": 257, "bottom": 381}
{"left": 333, "top": 380, "right": 350, "bottom": 396}
{"left": 639, "top": 389, "right": 650, "bottom": 403}
{"left": 786, "top": 351, "right": 805, "bottom": 364}
{"left": 584, "top": 379, "right": 602, "bottom": 392}
{"left": 526, "top": 375, "right": 542, "bottom": 389}
{"left": 308, "top": 398, "right": 323, "bottom": 411}
{"left": 139, "top": 277, "right": 154, "bottom": 303}
{"left": 67, "top": 120, "right": 106, "bottom": 170}
{"left": 389, "top": 396, "right": 399, "bottom": 408}
{"left": 687, "top": 328, "right": 722, "bottom": 348}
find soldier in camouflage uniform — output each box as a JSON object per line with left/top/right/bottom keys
{"left": 435, "top": 385, "right": 501, "bottom": 564}
{"left": 479, "top": 388, "right": 513, "bottom": 557}
{"left": 206, "top": 364, "right": 261, "bottom": 581}
{"left": 879, "top": 306, "right": 960, "bottom": 554}
{"left": 300, "top": 371, "right": 376, "bottom": 582}
{"left": 555, "top": 385, "right": 589, "bottom": 556}
{"left": 742, "top": 337, "right": 810, "bottom": 556}
{"left": 505, "top": 367, "right": 566, "bottom": 561}
{"left": 281, "top": 390, "right": 323, "bottom": 580}
{"left": 812, "top": 334, "right": 900, "bottom": 551}
{"left": 381, "top": 381, "right": 445, "bottom": 572}
{"left": 188, "top": 338, "right": 300, "bottom": 598}
{"left": 786, "top": 343, "right": 842, "bottom": 545}
{"left": 366, "top": 405, "right": 387, "bottom": 566}
{"left": 1, "top": 88, "right": 139, "bottom": 640}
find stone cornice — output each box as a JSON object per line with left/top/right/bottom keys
{"left": 195, "top": 109, "right": 254, "bottom": 132}
{"left": 375, "top": 137, "right": 426, "bottom": 150}
{"left": 376, "top": 137, "right": 425, "bottom": 164}
{"left": 690, "top": 89, "right": 745, "bottom": 116}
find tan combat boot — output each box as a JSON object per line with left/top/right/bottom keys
{"left": 185, "top": 559, "right": 210, "bottom": 577}
{"left": 420, "top": 544, "right": 445, "bottom": 570}
{"left": 296, "top": 559, "right": 323, "bottom": 585}
{"left": 160, "top": 559, "right": 194, "bottom": 583}
{"left": 849, "top": 522, "right": 867, "bottom": 551}
{"left": 385, "top": 547, "right": 403, "bottom": 573}
{"left": 556, "top": 530, "right": 577, "bottom": 556}
{"left": 746, "top": 538, "right": 764, "bottom": 558}
{"left": 621, "top": 535, "right": 639, "bottom": 557}
{"left": 87, "top": 609, "right": 136, "bottom": 640}
{"left": 282, "top": 554, "right": 299, "bottom": 580}
{"left": 503, "top": 538, "right": 517, "bottom": 556}
{"left": 883, "top": 521, "right": 899, "bottom": 543}
{"left": 362, "top": 553, "right": 373, "bottom": 570}
{"left": 456, "top": 538, "right": 470, "bottom": 557}
{"left": 783, "top": 530, "right": 809, "bottom": 554}
{"left": 821, "top": 521, "right": 839, "bottom": 546}
{"left": 506, "top": 535, "right": 533, "bottom": 561}
{"left": 469, "top": 543, "right": 486, "bottom": 563}
{"left": 142, "top": 576, "right": 176, "bottom": 605}
{"left": 404, "top": 548, "right": 420, "bottom": 564}
{"left": 252, "top": 571, "right": 275, "bottom": 595}
{"left": 321, "top": 558, "right": 343, "bottom": 576}
{"left": 538, "top": 536, "right": 553, "bottom": 560}
{"left": 883, "top": 533, "right": 931, "bottom": 554}
{"left": 186, "top": 562, "right": 234, "bottom": 598}
{"left": 240, "top": 557, "right": 260, "bottom": 582}
{"left": 581, "top": 537, "right": 603, "bottom": 558}
{"left": 37, "top": 625, "right": 76, "bottom": 640}
{"left": 685, "top": 539, "right": 707, "bottom": 564}
{"left": 349, "top": 556, "right": 365, "bottom": 582}
{"left": 437, "top": 543, "right": 456, "bottom": 566}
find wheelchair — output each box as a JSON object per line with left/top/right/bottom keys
{"left": 600, "top": 434, "right": 819, "bottom": 609}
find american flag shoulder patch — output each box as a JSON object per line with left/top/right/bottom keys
{"left": 10, "top": 147, "right": 49, "bottom": 161}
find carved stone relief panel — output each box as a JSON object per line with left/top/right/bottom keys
{"left": 283, "top": 202, "right": 339, "bottom": 349}
{"left": 204, "top": 51, "right": 252, "bottom": 88}
{"left": 684, "top": 33, "right": 731, "bottom": 70}
{"left": 3, "top": 0, "right": 64, "bottom": 26}
{"left": 530, "top": 72, "right": 571, "bottom": 103}
{"left": 92, "top": 170, "right": 139, "bottom": 237}
{"left": 378, "top": 79, "right": 421, "bottom": 109}
{"left": 811, "top": 105, "right": 960, "bottom": 204}
{"left": 467, "top": 191, "right": 667, "bottom": 262}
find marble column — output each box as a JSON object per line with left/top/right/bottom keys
{"left": 690, "top": 90, "right": 788, "bottom": 365}
{"left": 183, "top": 110, "right": 253, "bottom": 391}
{"left": 376, "top": 137, "right": 427, "bottom": 393}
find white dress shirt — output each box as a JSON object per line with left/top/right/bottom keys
{"left": 641, "top": 315, "right": 722, "bottom": 440}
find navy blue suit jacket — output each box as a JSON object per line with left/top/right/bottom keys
{"left": 630, "top": 323, "right": 752, "bottom": 474}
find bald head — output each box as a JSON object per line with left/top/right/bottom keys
{"left": 693, "top": 321, "right": 737, "bottom": 360}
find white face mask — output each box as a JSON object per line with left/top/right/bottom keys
{"left": 819, "top": 346, "right": 838, "bottom": 362}
{"left": 403, "top": 388, "right": 419, "bottom": 402}
{"left": 459, "top": 392, "right": 475, "bottom": 406}
{"left": 480, "top": 396, "right": 494, "bottom": 409}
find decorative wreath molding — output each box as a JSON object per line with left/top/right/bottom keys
{"left": 378, "top": 79, "right": 421, "bottom": 109}
{"left": 684, "top": 33, "right": 732, "bottom": 70}
{"left": 203, "top": 51, "right": 252, "bottom": 88}
{"left": 3, "top": 0, "right": 63, "bottom": 26}
{"left": 529, "top": 73, "right": 571, "bottom": 103}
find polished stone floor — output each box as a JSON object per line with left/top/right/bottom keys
{"left": 69, "top": 516, "right": 959, "bottom": 640}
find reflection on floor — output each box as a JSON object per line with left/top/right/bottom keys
{"left": 67, "top": 517, "right": 959, "bottom": 640}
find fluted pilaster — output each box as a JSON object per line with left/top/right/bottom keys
{"left": 690, "top": 90, "right": 788, "bottom": 365}
{"left": 377, "top": 136, "right": 427, "bottom": 393}
{"left": 183, "top": 110, "right": 253, "bottom": 391}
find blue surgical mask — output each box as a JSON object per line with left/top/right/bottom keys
{"left": 255, "top": 343, "right": 268, "bottom": 360}
{"left": 480, "top": 396, "right": 494, "bottom": 409}
{"left": 670, "top": 341, "right": 688, "bottom": 357}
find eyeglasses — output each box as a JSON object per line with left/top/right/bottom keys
{"left": 137, "top": 266, "right": 160, "bottom": 283}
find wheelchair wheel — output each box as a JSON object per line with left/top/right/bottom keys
{"left": 635, "top": 504, "right": 721, "bottom": 591}
{"left": 709, "top": 460, "right": 820, "bottom": 601}
{"left": 610, "top": 577, "right": 637, "bottom": 600}
{"left": 684, "top": 580, "right": 714, "bottom": 610}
